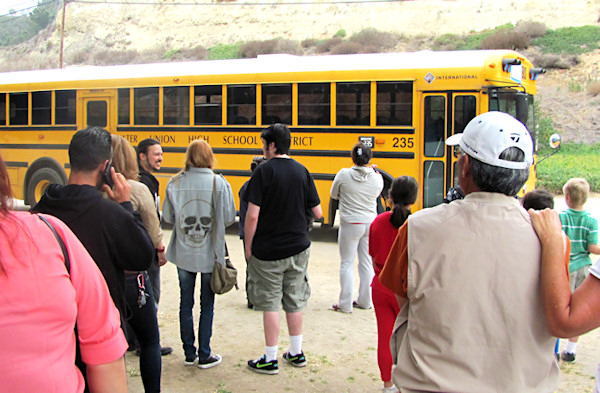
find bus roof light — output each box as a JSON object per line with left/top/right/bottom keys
{"left": 529, "top": 67, "right": 546, "bottom": 81}
{"left": 502, "top": 58, "right": 521, "bottom": 72}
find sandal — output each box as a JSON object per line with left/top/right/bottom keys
{"left": 330, "top": 303, "right": 352, "bottom": 313}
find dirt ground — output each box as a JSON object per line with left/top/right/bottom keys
{"left": 124, "top": 197, "right": 600, "bottom": 393}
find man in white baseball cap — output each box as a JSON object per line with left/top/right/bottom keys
{"left": 379, "top": 111, "right": 558, "bottom": 393}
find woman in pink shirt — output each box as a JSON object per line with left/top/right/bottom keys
{"left": 0, "top": 155, "right": 128, "bottom": 393}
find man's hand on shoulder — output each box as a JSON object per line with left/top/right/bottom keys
{"left": 102, "top": 168, "right": 131, "bottom": 203}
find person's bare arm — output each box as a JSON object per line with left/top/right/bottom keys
{"left": 311, "top": 204, "right": 323, "bottom": 220}
{"left": 86, "top": 357, "right": 127, "bottom": 393}
{"left": 530, "top": 209, "right": 600, "bottom": 337}
{"left": 588, "top": 243, "right": 600, "bottom": 255}
{"left": 244, "top": 202, "right": 260, "bottom": 260}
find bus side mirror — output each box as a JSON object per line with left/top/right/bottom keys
{"left": 549, "top": 133, "right": 561, "bottom": 149}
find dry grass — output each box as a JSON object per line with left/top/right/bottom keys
{"left": 533, "top": 53, "right": 580, "bottom": 69}
{"left": 239, "top": 38, "right": 301, "bottom": 58}
{"left": 480, "top": 30, "right": 531, "bottom": 50}
{"left": 515, "top": 21, "right": 548, "bottom": 38}
{"left": 588, "top": 81, "right": 600, "bottom": 96}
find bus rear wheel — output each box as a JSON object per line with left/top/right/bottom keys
{"left": 25, "top": 167, "right": 65, "bottom": 206}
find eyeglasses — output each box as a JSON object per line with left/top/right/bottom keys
{"left": 453, "top": 146, "right": 466, "bottom": 158}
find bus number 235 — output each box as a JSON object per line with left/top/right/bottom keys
{"left": 393, "top": 137, "right": 414, "bottom": 148}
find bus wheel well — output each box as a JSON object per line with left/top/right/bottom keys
{"left": 24, "top": 158, "right": 67, "bottom": 206}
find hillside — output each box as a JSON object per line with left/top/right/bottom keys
{"left": 2, "top": 0, "right": 600, "bottom": 142}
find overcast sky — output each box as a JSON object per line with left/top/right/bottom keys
{"left": 1, "top": 0, "right": 40, "bottom": 16}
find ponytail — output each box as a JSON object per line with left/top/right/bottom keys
{"left": 390, "top": 204, "right": 411, "bottom": 228}
{"left": 387, "top": 175, "right": 418, "bottom": 229}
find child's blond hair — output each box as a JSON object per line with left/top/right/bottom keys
{"left": 563, "top": 178, "right": 590, "bottom": 207}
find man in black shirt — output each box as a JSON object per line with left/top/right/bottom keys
{"left": 244, "top": 124, "right": 322, "bottom": 375}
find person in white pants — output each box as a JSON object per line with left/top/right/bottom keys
{"left": 330, "top": 142, "right": 383, "bottom": 313}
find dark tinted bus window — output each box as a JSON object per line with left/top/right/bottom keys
{"left": 194, "top": 85, "right": 222, "bottom": 125}
{"left": 423, "top": 161, "right": 444, "bottom": 208}
{"left": 87, "top": 101, "right": 107, "bottom": 127}
{"left": 134, "top": 87, "right": 159, "bottom": 125}
{"left": 298, "top": 83, "right": 330, "bottom": 126}
{"left": 262, "top": 84, "right": 291, "bottom": 125}
{"left": 32, "top": 91, "right": 51, "bottom": 125}
{"left": 424, "top": 95, "right": 445, "bottom": 157}
{"left": 0, "top": 94, "right": 6, "bottom": 125}
{"left": 336, "top": 82, "right": 370, "bottom": 126}
{"left": 55, "top": 90, "right": 76, "bottom": 125}
{"left": 118, "top": 89, "right": 130, "bottom": 125}
{"left": 376, "top": 82, "right": 412, "bottom": 126}
{"left": 227, "top": 85, "right": 256, "bottom": 125}
{"left": 454, "top": 95, "right": 476, "bottom": 134}
{"left": 164, "top": 86, "right": 189, "bottom": 125}
{"left": 9, "top": 92, "right": 28, "bottom": 125}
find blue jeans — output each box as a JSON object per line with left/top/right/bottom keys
{"left": 125, "top": 272, "right": 161, "bottom": 393}
{"left": 177, "top": 268, "right": 215, "bottom": 361}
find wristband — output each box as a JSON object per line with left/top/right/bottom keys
{"left": 156, "top": 247, "right": 165, "bottom": 253}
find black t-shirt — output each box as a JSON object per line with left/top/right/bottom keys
{"left": 243, "top": 157, "right": 320, "bottom": 260}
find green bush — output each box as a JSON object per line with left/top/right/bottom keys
{"left": 536, "top": 143, "right": 600, "bottom": 193}
{"left": 333, "top": 29, "right": 347, "bottom": 38}
{"left": 533, "top": 26, "right": 600, "bottom": 54}
{"left": 207, "top": 43, "right": 241, "bottom": 60}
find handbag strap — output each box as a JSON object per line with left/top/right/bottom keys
{"left": 38, "top": 214, "right": 70, "bottom": 275}
{"left": 210, "top": 174, "right": 230, "bottom": 265}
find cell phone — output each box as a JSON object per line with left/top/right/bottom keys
{"left": 102, "top": 162, "right": 114, "bottom": 189}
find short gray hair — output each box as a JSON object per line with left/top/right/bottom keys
{"left": 469, "top": 147, "right": 530, "bottom": 196}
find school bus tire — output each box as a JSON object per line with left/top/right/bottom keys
{"left": 25, "top": 162, "right": 67, "bottom": 206}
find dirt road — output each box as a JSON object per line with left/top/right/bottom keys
{"left": 125, "top": 197, "right": 600, "bottom": 392}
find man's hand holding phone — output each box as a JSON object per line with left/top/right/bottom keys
{"left": 102, "top": 166, "right": 131, "bottom": 203}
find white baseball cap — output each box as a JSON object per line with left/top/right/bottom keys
{"left": 445, "top": 111, "right": 533, "bottom": 170}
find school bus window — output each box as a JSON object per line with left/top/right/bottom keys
{"left": 9, "top": 92, "right": 28, "bottom": 126}
{"left": 118, "top": 88, "right": 130, "bottom": 125}
{"left": 227, "top": 85, "right": 256, "bottom": 125}
{"left": 87, "top": 101, "right": 107, "bottom": 127}
{"left": 55, "top": 90, "right": 76, "bottom": 125}
{"left": 336, "top": 82, "right": 370, "bottom": 126}
{"left": 454, "top": 95, "right": 476, "bottom": 134}
{"left": 194, "top": 85, "right": 222, "bottom": 125}
{"left": 134, "top": 87, "right": 159, "bottom": 125}
{"left": 0, "top": 94, "right": 5, "bottom": 125}
{"left": 262, "top": 84, "right": 291, "bottom": 125}
{"left": 423, "top": 161, "right": 444, "bottom": 208}
{"left": 163, "top": 86, "right": 189, "bottom": 125}
{"left": 298, "top": 83, "right": 330, "bottom": 126}
{"left": 32, "top": 91, "right": 51, "bottom": 125}
{"left": 376, "top": 81, "right": 413, "bottom": 126}
{"left": 424, "top": 96, "right": 445, "bottom": 157}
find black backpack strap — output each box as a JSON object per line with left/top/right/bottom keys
{"left": 38, "top": 214, "right": 70, "bottom": 274}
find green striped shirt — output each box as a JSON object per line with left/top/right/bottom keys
{"left": 560, "top": 208, "right": 599, "bottom": 273}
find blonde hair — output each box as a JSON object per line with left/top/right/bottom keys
{"left": 111, "top": 134, "right": 139, "bottom": 181}
{"left": 185, "top": 139, "right": 215, "bottom": 170}
{"left": 563, "top": 177, "right": 590, "bottom": 207}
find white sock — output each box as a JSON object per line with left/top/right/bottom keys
{"left": 289, "top": 335, "right": 303, "bottom": 356}
{"left": 565, "top": 340, "right": 578, "bottom": 354}
{"left": 265, "top": 345, "right": 278, "bottom": 362}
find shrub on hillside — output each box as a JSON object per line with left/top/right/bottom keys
{"left": 330, "top": 41, "right": 379, "bottom": 55}
{"left": 532, "top": 53, "right": 579, "bottom": 69}
{"left": 91, "top": 49, "right": 139, "bottom": 65}
{"left": 316, "top": 37, "right": 343, "bottom": 53}
{"left": 207, "top": 43, "right": 241, "bottom": 60}
{"left": 533, "top": 26, "right": 600, "bottom": 54}
{"left": 433, "top": 33, "right": 465, "bottom": 51}
{"left": 587, "top": 81, "right": 600, "bottom": 96}
{"left": 515, "top": 21, "right": 547, "bottom": 38}
{"left": 240, "top": 38, "right": 300, "bottom": 58}
{"left": 301, "top": 38, "right": 318, "bottom": 48}
{"left": 349, "top": 28, "right": 397, "bottom": 51}
{"left": 480, "top": 30, "right": 530, "bottom": 50}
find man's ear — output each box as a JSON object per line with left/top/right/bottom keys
{"left": 461, "top": 154, "right": 471, "bottom": 178}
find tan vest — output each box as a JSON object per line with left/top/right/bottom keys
{"left": 392, "top": 192, "right": 559, "bottom": 393}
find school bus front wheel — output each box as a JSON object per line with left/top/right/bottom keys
{"left": 24, "top": 160, "right": 67, "bottom": 206}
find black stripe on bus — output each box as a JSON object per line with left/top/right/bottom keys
{"left": 162, "top": 146, "right": 413, "bottom": 159}
{"left": 0, "top": 144, "right": 69, "bottom": 150}
{"left": 4, "top": 161, "right": 28, "bottom": 168}
{"left": 117, "top": 126, "right": 415, "bottom": 135}
{"left": 159, "top": 167, "right": 337, "bottom": 182}
{"left": 0, "top": 126, "right": 78, "bottom": 131}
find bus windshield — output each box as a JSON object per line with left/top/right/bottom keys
{"left": 488, "top": 89, "right": 536, "bottom": 149}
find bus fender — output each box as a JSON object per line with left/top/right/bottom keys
{"left": 24, "top": 158, "right": 68, "bottom": 206}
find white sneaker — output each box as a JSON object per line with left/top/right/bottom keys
{"left": 382, "top": 386, "right": 399, "bottom": 393}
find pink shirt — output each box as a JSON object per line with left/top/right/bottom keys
{"left": 0, "top": 211, "right": 127, "bottom": 393}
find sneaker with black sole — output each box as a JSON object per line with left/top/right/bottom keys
{"left": 184, "top": 355, "right": 197, "bottom": 366}
{"left": 198, "top": 354, "right": 222, "bottom": 369}
{"left": 247, "top": 355, "right": 279, "bottom": 375}
{"left": 282, "top": 351, "right": 307, "bottom": 367}
{"left": 561, "top": 351, "right": 576, "bottom": 362}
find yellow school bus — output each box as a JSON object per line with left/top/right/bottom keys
{"left": 0, "top": 50, "right": 543, "bottom": 224}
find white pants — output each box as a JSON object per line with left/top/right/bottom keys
{"left": 337, "top": 222, "right": 374, "bottom": 312}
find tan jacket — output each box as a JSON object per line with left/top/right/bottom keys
{"left": 129, "top": 179, "right": 163, "bottom": 248}
{"left": 393, "top": 192, "right": 559, "bottom": 393}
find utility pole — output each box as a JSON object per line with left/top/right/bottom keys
{"left": 59, "top": 0, "right": 66, "bottom": 69}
